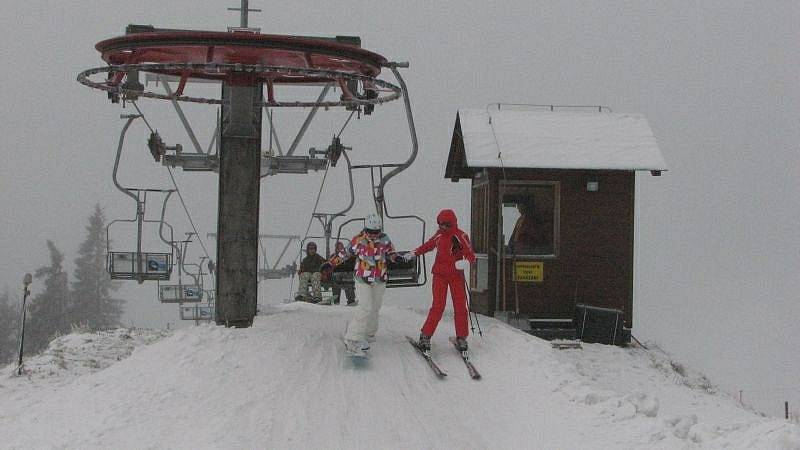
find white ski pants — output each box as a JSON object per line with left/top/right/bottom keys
{"left": 345, "top": 281, "right": 386, "bottom": 341}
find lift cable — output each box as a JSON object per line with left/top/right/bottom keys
{"left": 285, "top": 159, "right": 332, "bottom": 300}
{"left": 284, "top": 107, "right": 355, "bottom": 299}
{"left": 297, "top": 107, "right": 357, "bottom": 247}
{"left": 131, "top": 101, "right": 213, "bottom": 266}
{"left": 165, "top": 167, "right": 212, "bottom": 263}
{"left": 337, "top": 110, "right": 356, "bottom": 139}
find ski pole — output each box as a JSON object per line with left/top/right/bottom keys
{"left": 463, "top": 276, "right": 482, "bottom": 338}
{"left": 461, "top": 272, "right": 476, "bottom": 333}
{"left": 467, "top": 300, "right": 476, "bottom": 333}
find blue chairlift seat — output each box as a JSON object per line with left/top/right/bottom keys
{"left": 180, "top": 303, "right": 214, "bottom": 321}
{"left": 108, "top": 251, "right": 173, "bottom": 281}
{"left": 159, "top": 283, "right": 203, "bottom": 303}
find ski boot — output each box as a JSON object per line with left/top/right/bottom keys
{"left": 418, "top": 333, "right": 431, "bottom": 352}
{"left": 455, "top": 337, "right": 468, "bottom": 352}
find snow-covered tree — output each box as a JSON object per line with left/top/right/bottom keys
{"left": 70, "top": 205, "right": 123, "bottom": 330}
{"left": 27, "top": 240, "right": 72, "bottom": 353}
{"left": 0, "top": 288, "right": 20, "bottom": 363}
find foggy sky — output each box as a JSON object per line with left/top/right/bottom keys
{"left": 1, "top": 1, "right": 798, "bottom": 416}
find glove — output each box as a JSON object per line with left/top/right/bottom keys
{"left": 455, "top": 259, "right": 470, "bottom": 270}
{"left": 401, "top": 252, "right": 416, "bottom": 262}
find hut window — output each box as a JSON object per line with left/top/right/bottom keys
{"left": 501, "top": 183, "right": 558, "bottom": 257}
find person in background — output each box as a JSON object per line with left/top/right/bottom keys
{"left": 405, "top": 209, "right": 476, "bottom": 352}
{"left": 343, "top": 214, "right": 401, "bottom": 354}
{"left": 508, "top": 198, "right": 553, "bottom": 255}
{"left": 320, "top": 241, "right": 356, "bottom": 306}
{"left": 295, "top": 241, "right": 326, "bottom": 303}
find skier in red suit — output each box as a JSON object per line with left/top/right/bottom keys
{"left": 408, "top": 209, "right": 476, "bottom": 352}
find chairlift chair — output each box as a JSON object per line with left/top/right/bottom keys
{"left": 297, "top": 141, "right": 428, "bottom": 290}
{"left": 346, "top": 163, "right": 429, "bottom": 288}
{"left": 314, "top": 216, "right": 427, "bottom": 289}
{"left": 180, "top": 303, "right": 214, "bottom": 321}
{"left": 158, "top": 232, "right": 204, "bottom": 304}
{"left": 106, "top": 189, "right": 176, "bottom": 283}
{"left": 106, "top": 115, "right": 175, "bottom": 283}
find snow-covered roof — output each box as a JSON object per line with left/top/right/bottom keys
{"left": 451, "top": 108, "right": 668, "bottom": 172}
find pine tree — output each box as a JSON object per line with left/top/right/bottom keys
{"left": 27, "top": 240, "right": 72, "bottom": 353}
{"left": 71, "top": 204, "right": 123, "bottom": 330}
{"left": 0, "top": 288, "right": 20, "bottom": 363}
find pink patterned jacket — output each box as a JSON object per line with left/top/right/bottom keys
{"left": 348, "top": 231, "right": 396, "bottom": 284}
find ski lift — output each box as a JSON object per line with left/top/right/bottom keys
{"left": 79, "top": 18, "right": 419, "bottom": 325}
{"left": 329, "top": 62, "right": 427, "bottom": 288}
{"left": 106, "top": 115, "right": 175, "bottom": 283}
{"left": 296, "top": 129, "right": 428, "bottom": 290}
{"left": 158, "top": 231, "right": 204, "bottom": 304}
{"left": 351, "top": 162, "right": 428, "bottom": 288}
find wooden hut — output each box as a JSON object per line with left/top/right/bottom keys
{"left": 445, "top": 106, "right": 667, "bottom": 343}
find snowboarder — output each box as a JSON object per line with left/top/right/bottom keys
{"left": 405, "top": 209, "right": 475, "bottom": 352}
{"left": 343, "top": 213, "right": 401, "bottom": 354}
{"left": 296, "top": 241, "right": 326, "bottom": 303}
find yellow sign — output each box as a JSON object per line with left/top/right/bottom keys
{"left": 514, "top": 261, "right": 543, "bottom": 282}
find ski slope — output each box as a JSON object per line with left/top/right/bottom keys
{"left": 1, "top": 302, "right": 799, "bottom": 449}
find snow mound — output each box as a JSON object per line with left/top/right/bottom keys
{"left": 2, "top": 327, "right": 169, "bottom": 382}
{"left": 0, "top": 303, "right": 798, "bottom": 449}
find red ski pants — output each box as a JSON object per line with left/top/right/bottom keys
{"left": 421, "top": 272, "right": 469, "bottom": 338}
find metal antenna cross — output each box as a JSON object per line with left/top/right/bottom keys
{"left": 227, "top": 0, "right": 261, "bottom": 28}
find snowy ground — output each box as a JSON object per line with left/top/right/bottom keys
{"left": 1, "top": 303, "right": 799, "bottom": 449}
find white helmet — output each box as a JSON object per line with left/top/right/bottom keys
{"left": 364, "top": 213, "right": 383, "bottom": 231}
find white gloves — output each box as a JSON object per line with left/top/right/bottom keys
{"left": 401, "top": 252, "right": 416, "bottom": 262}
{"left": 455, "top": 259, "right": 470, "bottom": 270}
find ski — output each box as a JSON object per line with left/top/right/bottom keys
{"left": 406, "top": 336, "right": 447, "bottom": 379}
{"left": 450, "top": 337, "right": 481, "bottom": 380}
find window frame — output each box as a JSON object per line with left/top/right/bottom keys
{"left": 498, "top": 180, "right": 560, "bottom": 259}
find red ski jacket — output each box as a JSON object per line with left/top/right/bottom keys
{"left": 413, "top": 209, "right": 476, "bottom": 276}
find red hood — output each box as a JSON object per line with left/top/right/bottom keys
{"left": 436, "top": 209, "right": 458, "bottom": 229}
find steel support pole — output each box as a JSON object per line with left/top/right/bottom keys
{"left": 215, "top": 81, "right": 262, "bottom": 327}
